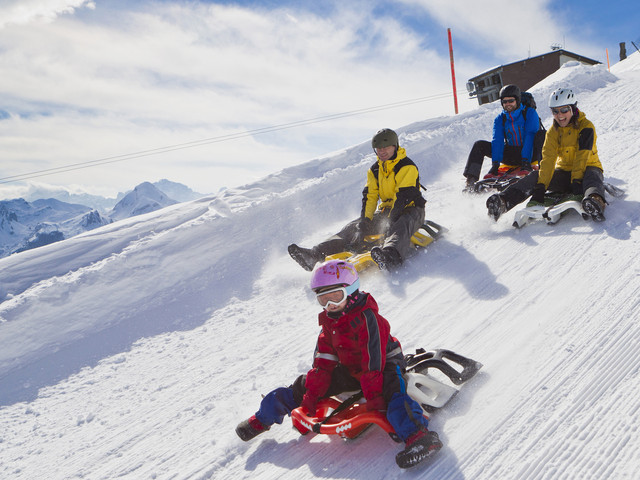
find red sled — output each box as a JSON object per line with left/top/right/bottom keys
{"left": 291, "top": 349, "right": 482, "bottom": 441}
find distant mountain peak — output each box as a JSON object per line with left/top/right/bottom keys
{"left": 0, "top": 179, "right": 203, "bottom": 258}
{"left": 0, "top": 198, "right": 110, "bottom": 258}
{"left": 110, "top": 182, "right": 178, "bottom": 221}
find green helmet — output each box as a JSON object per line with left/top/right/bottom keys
{"left": 371, "top": 128, "right": 399, "bottom": 149}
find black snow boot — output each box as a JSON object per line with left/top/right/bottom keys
{"left": 288, "top": 244, "right": 324, "bottom": 271}
{"left": 396, "top": 430, "right": 443, "bottom": 469}
{"left": 370, "top": 246, "right": 402, "bottom": 271}
{"left": 582, "top": 194, "right": 606, "bottom": 222}
{"left": 235, "top": 415, "right": 270, "bottom": 442}
{"left": 486, "top": 194, "right": 507, "bottom": 221}
{"left": 463, "top": 175, "right": 478, "bottom": 193}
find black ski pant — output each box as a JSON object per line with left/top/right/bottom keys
{"left": 463, "top": 140, "right": 523, "bottom": 180}
{"left": 313, "top": 206, "right": 425, "bottom": 262}
{"left": 499, "top": 166, "right": 605, "bottom": 211}
{"left": 463, "top": 131, "right": 545, "bottom": 180}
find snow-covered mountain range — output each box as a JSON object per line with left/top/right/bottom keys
{"left": 0, "top": 180, "right": 203, "bottom": 258}
{"left": 0, "top": 53, "right": 639, "bottom": 480}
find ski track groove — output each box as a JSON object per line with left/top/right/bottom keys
{"left": 438, "top": 254, "right": 640, "bottom": 480}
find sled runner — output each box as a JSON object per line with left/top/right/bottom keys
{"left": 290, "top": 349, "right": 482, "bottom": 440}
{"left": 464, "top": 165, "right": 538, "bottom": 194}
{"left": 512, "top": 183, "right": 626, "bottom": 228}
{"left": 324, "top": 221, "right": 447, "bottom": 272}
{"left": 513, "top": 197, "right": 585, "bottom": 228}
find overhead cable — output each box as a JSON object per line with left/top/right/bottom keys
{"left": 0, "top": 90, "right": 464, "bottom": 184}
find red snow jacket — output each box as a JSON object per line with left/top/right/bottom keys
{"left": 304, "top": 293, "right": 404, "bottom": 407}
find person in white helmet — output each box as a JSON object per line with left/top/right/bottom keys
{"left": 486, "top": 87, "right": 606, "bottom": 221}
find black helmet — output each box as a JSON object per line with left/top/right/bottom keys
{"left": 499, "top": 84, "right": 521, "bottom": 106}
{"left": 371, "top": 128, "right": 399, "bottom": 149}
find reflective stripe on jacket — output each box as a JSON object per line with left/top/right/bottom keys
{"left": 304, "top": 293, "right": 403, "bottom": 404}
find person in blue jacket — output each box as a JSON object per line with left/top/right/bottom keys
{"left": 463, "top": 84, "right": 542, "bottom": 188}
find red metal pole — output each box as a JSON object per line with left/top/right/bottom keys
{"left": 448, "top": 28, "right": 459, "bottom": 114}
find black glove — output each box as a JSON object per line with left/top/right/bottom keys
{"left": 521, "top": 162, "right": 533, "bottom": 172}
{"left": 352, "top": 218, "right": 372, "bottom": 245}
{"left": 487, "top": 163, "right": 500, "bottom": 175}
{"left": 531, "top": 183, "right": 546, "bottom": 204}
{"left": 572, "top": 180, "right": 583, "bottom": 195}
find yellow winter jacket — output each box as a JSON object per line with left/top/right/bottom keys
{"left": 361, "top": 147, "right": 425, "bottom": 221}
{"left": 538, "top": 111, "right": 603, "bottom": 187}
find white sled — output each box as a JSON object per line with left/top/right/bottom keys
{"left": 513, "top": 204, "right": 547, "bottom": 228}
{"left": 404, "top": 349, "right": 483, "bottom": 411}
{"left": 544, "top": 200, "right": 587, "bottom": 224}
{"left": 512, "top": 182, "right": 625, "bottom": 229}
{"left": 513, "top": 200, "right": 587, "bottom": 228}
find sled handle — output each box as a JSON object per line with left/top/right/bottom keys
{"left": 405, "top": 349, "right": 483, "bottom": 385}
{"left": 312, "top": 390, "right": 363, "bottom": 433}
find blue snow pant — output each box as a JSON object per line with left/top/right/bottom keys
{"left": 254, "top": 363, "right": 428, "bottom": 442}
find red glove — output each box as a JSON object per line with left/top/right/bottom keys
{"left": 301, "top": 393, "right": 318, "bottom": 417}
{"left": 366, "top": 395, "right": 386, "bottom": 411}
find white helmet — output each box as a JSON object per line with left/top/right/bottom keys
{"left": 549, "top": 88, "right": 577, "bottom": 108}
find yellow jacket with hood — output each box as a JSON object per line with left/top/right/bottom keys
{"left": 361, "top": 147, "right": 425, "bottom": 221}
{"left": 538, "top": 110, "right": 603, "bottom": 187}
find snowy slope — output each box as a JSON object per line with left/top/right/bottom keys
{"left": 1, "top": 54, "right": 639, "bottom": 480}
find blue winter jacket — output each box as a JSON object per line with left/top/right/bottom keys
{"left": 491, "top": 104, "right": 540, "bottom": 165}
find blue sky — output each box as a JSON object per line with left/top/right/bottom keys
{"left": 193, "top": 0, "right": 638, "bottom": 64}
{"left": 0, "top": 0, "right": 637, "bottom": 198}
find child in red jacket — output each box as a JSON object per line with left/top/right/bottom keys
{"left": 235, "top": 260, "right": 442, "bottom": 468}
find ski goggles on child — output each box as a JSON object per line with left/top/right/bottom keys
{"left": 315, "top": 286, "right": 348, "bottom": 309}
{"left": 551, "top": 106, "right": 572, "bottom": 115}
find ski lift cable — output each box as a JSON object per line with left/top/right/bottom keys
{"left": 0, "top": 90, "right": 461, "bottom": 185}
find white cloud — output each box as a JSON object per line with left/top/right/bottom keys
{"left": 0, "top": 0, "right": 95, "bottom": 28}
{"left": 0, "top": 1, "right": 477, "bottom": 197}
{"left": 396, "top": 0, "right": 602, "bottom": 60}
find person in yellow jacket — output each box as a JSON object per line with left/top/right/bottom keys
{"left": 289, "top": 128, "right": 426, "bottom": 270}
{"left": 486, "top": 88, "right": 607, "bottom": 221}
